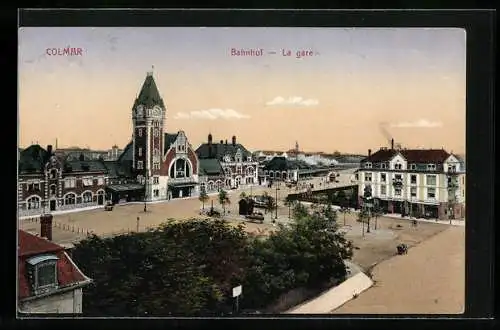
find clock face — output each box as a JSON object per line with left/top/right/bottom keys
{"left": 153, "top": 106, "right": 161, "bottom": 116}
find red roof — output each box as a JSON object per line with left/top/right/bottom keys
{"left": 365, "top": 148, "right": 450, "bottom": 164}
{"left": 18, "top": 230, "right": 90, "bottom": 300}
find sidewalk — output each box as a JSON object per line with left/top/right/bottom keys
{"left": 286, "top": 271, "right": 373, "bottom": 314}
{"left": 19, "top": 205, "right": 104, "bottom": 220}
{"left": 383, "top": 213, "right": 465, "bottom": 227}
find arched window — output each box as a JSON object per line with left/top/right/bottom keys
{"left": 50, "top": 169, "right": 58, "bottom": 179}
{"left": 27, "top": 196, "right": 41, "bottom": 209}
{"left": 235, "top": 177, "right": 242, "bottom": 186}
{"left": 224, "top": 167, "right": 232, "bottom": 176}
{"left": 282, "top": 172, "right": 287, "bottom": 180}
{"left": 82, "top": 191, "right": 93, "bottom": 203}
{"left": 246, "top": 167, "right": 254, "bottom": 176}
{"left": 216, "top": 181, "right": 223, "bottom": 191}
{"left": 170, "top": 158, "right": 191, "bottom": 178}
{"left": 207, "top": 181, "right": 214, "bottom": 191}
{"left": 270, "top": 171, "right": 274, "bottom": 178}
{"left": 65, "top": 193, "right": 76, "bottom": 205}
{"left": 50, "top": 184, "right": 56, "bottom": 195}
{"left": 200, "top": 182, "right": 206, "bottom": 192}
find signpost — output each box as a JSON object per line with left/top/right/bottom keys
{"left": 232, "top": 285, "right": 242, "bottom": 314}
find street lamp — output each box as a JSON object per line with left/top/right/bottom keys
{"left": 362, "top": 185, "right": 373, "bottom": 235}
{"left": 144, "top": 173, "right": 148, "bottom": 213}
{"left": 447, "top": 171, "right": 458, "bottom": 225}
{"left": 275, "top": 182, "right": 280, "bottom": 220}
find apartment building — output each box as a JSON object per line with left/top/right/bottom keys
{"left": 357, "top": 142, "right": 465, "bottom": 220}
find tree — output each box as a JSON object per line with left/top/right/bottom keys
{"left": 357, "top": 208, "right": 370, "bottom": 236}
{"left": 72, "top": 219, "right": 251, "bottom": 316}
{"left": 218, "top": 189, "right": 231, "bottom": 215}
{"left": 339, "top": 206, "right": 350, "bottom": 226}
{"left": 336, "top": 190, "right": 347, "bottom": 206}
{"left": 284, "top": 195, "right": 295, "bottom": 219}
{"left": 372, "top": 204, "right": 383, "bottom": 230}
{"left": 266, "top": 196, "right": 276, "bottom": 217}
{"left": 199, "top": 188, "right": 209, "bottom": 211}
{"left": 239, "top": 191, "right": 247, "bottom": 200}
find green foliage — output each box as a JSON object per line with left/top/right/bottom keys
{"left": 72, "top": 211, "right": 353, "bottom": 316}
{"left": 239, "top": 191, "right": 247, "bottom": 199}
{"left": 198, "top": 189, "right": 209, "bottom": 210}
{"left": 218, "top": 189, "right": 231, "bottom": 214}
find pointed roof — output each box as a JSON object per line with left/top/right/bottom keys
{"left": 19, "top": 145, "right": 49, "bottom": 174}
{"left": 133, "top": 72, "right": 165, "bottom": 109}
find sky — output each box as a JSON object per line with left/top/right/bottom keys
{"left": 18, "top": 27, "right": 466, "bottom": 154}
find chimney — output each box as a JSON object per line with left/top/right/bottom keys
{"left": 232, "top": 135, "right": 236, "bottom": 145}
{"left": 391, "top": 138, "right": 394, "bottom": 150}
{"left": 208, "top": 133, "right": 213, "bottom": 145}
{"left": 225, "top": 139, "right": 228, "bottom": 145}
{"left": 368, "top": 149, "right": 372, "bottom": 157}
{"left": 40, "top": 214, "right": 53, "bottom": 241}
{"left": 47, "top": 145, "right": 53, "bottom": 156}
{"left": 220, "top": 140, "right": 224, "bottom": 144}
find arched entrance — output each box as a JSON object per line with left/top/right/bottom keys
{"left": 49, "top": 199, "right": 56, "bottom": 211}
{"left": 97, "top": 190, "right": 105, "bottom": 205}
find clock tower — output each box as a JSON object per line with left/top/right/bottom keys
{"left": 131, "top": 71, "right": 166, "bottom": 198}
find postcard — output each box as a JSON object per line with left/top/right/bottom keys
{"left": 18, "top": 26, "right": 466, "bottom": 316}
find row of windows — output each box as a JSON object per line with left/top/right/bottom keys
{"left": 363, "top": 162, "right": 456, "bottom": 172}
{"left": 364, "top": 173, "right": 437, "bottom": 186}
{"left": 137, "top": 127, "right": 161, "bottom": 137}
{"left": 373, "top": 185, "right": 436, "bottom": 199}
{"left": 224, "top": 166, "right": 255, "bottom": 175}
{"left": 222, "top": 155, "right": 253, "bottom": 162}
{"left": 24, "top": 177, "right": 105, "bottom": 191}
{"left": 26, "top": 191, "right": 105, "bottom": 209}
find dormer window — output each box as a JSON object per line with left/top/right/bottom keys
{"left": 381, "top": 163, "right": 387, "bottom": 169}
{"left": 364, "top": 162, "right": 372, "bottom": 169}
{"left": 410, "top": 164, "right": 417, "bottom": 170}
{"left": 427, "top": 164, "right": 436, "bottom": 171}
{"left": 247, "top": 156, "right": 252, "bottom": 162}
{"left": 394, "top": 163, "right": 402, "bottom": 170}
{"left": 26, "top": 255, "right": 59, "bottom": 294}
{"left": 447, "top": 165, "right": 456, "bottom": 173}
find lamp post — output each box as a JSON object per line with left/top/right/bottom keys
{"left": 362, "top": 185, "right": 372, "bottom": 236}
{"left": 447, "top": 170, "right": 458, "bottom": 225}
{"left": 275, "top": 183, "right": 280, "bottom": 220}
{"left": 143, "top": 173, "right": 148, "bottom": 213}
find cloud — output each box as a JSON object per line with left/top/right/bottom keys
{"left": 266, "top": 96, "right": 319, "bottom": 107}
{"left": 174, "top": 109, "right": 250, "bottom": 120}
{"left": 390, "top": 119, "right": 443, "bottom": 128}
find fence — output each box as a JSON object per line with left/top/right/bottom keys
{"left": 22, "top": 216, "right": 94, "bottom": 236}
{"left": 22, "top": 217, "right": 159, "bottom": 240}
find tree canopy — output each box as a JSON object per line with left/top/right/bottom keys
{"left": 72, "top": 204, "right": 353, "bottom": 316}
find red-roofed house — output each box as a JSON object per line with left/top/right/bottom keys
{"left": 356, "top": 142, "right": 465, "bottom": 220}
{"left": 18, "top": 228, "right": 92, "bottom": 314}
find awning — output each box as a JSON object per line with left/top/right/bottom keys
{"left": 106, "top": 183, "right": 144, "bottom": 193}
{"left": 168, "top": 181, "right": 197, "bottom": 188}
